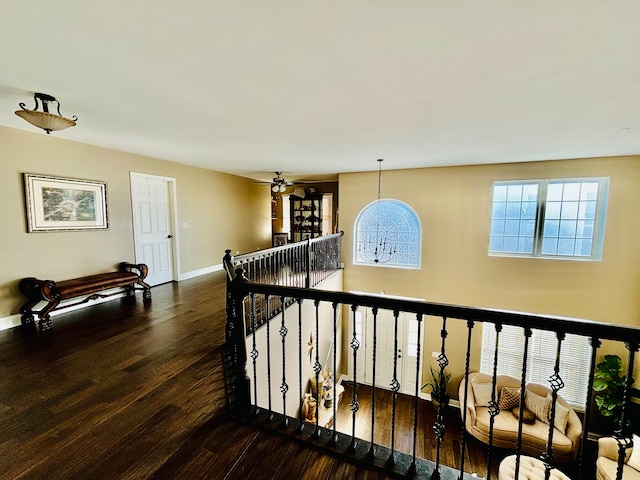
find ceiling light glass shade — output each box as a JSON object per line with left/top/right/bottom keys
{"left": 279, "top": 185, "right": 286, "bottom": 192}
{"left": 15, "top": 92, "right": 77, "bottom": 134}
{"left": 272, "top": 185, "right": 279, "bottom": 192}
{"left": 15, "top": 110, "right": 76, "bottom": 133}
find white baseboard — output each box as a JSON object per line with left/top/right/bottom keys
{"left": 0, "top": 314, "right": 21, "bottom": 332}
{"left": 0, "top": 265, "right": 225, "bottom": 333}
{"left": 178, "top": 263, "right": 223, "bottom": 281}
{"left": 0, "top": 291, "right": 128, "bottom": 333}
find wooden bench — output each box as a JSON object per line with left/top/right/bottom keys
{"left": 19, "top": 262, "right": 152, "bottom": 331}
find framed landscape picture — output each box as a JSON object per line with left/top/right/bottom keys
{"left": 24, "top": 173, "right": 108, "bottom": 232}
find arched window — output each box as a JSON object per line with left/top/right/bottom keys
{"left": 353, "top": 199, "right": 421, "bottom": 268}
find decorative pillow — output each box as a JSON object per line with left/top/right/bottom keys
{"left": 546, "top": 393, "right": 570, "bottom": 433}
{"left": 525, "top": 390, "right": 551, "bottom": 423}
{"left": 472, "top": 382, "right": 495, "bottom": 407}
{"left": 499, "top": 386, "right": 521, "bottom": 411}
{"left": 628, "top": 434, "right": 640, "bottom": 471}
{"left": 512, "top": 407, "right": 536, "bottom": 424}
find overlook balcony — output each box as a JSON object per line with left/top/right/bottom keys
{"left": 224, "top": 235, "right": 640, "bottom": 480}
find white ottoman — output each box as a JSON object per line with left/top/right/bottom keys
{"left": 498, "top": 455, "right": 571, "bottom": 480}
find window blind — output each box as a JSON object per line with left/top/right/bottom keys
{"left": 480, "top": 324, "right": 592, "bottom": 408}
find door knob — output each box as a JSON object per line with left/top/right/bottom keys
{"left": 167, "top": 234, "right": 173, "bottom": 239}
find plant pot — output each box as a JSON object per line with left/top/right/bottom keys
{"left": 431, "top": 397, "right": 449, "bottom": 411}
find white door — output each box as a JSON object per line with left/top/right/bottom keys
{"left": 374, "top": 309, "right": 405, "bottom": 390}
{"left": 130, "top": 173, "right": 175, "bottom": 286}
{"left": 353, "top": 306, "right": 421, "bottom": 396}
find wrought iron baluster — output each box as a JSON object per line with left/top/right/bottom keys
{"left": 273, "top": 250, "right": 279, "bottom": 285}
{"left": 619, "top": 341, "right": 639, "bottom": 435}
{"left": 614, "top": 435, "right": 632, "bottom": 480}
{"left": 279, "top": 295, "right": 289, "bottom": 427}
{"left": 286, "top": 248, "right": 291, "bottom": 286}
{"left": 542, "top": 331, "right": 566, "bottom": 474}
{"left": 485, "top": 323, "right": 502, "bottom": 480}
{"left": 578, "top": 336, "right": 600, "bottom": 479}
{"left": 293, "top": 246, "right": 300, "bottom": 287}
{"left": 266, "top": 295, "right": 273, "bottom": 421}
{"left": 311, "top": 299, "right": 322, "bottom": 439}
{"left": 307, "top": 242, "right": 312, "bottom": 286}
{"left": 310, "top": 242, "right": 316, "bottom": 286}
{"left": 349, "top": 304, "right": 360, "bottom": 451}
{"left": 432, "top": 316, "right": 449, "bottom": 480}
{"left": 611, "top": 340, "right": 640, "bottom": 480}
{"left": 409, "top": 312, "right": 423, "bottom": 477}
{"left": 250, "top": 293, "right": 260, "bottom": 414}
{"left": 514, "top": 326, "right": 533, "bottom": 480}
{"left": 330, "top": 301, "right": 339, "bottom": 445}
{"left": 368, "top": 306, "right": 378, "bottom": 459}
{"left": 388, "top": 309, "right": 401, "bottom": 467}
{"left": 247, "top": 257, "right": 254, "bottom": 283}
{"left": 297, "top": 298, "right": 305, "bottom": 433}
{"left": 458, "top": 318, "right": 475, "bottom": 480}
{"left": 286, "top": 248, "right": 292, "bottom": 287}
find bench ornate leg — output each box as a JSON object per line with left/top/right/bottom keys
{"left": 39, "top": 315, "right": 53, "bottom": 332}
{"left": 38, "top": 299, "right": 59, "bottom": 331}
{"left": 21, "top": 313, "right": 35, "bottom": 327}
{"left": 19, "top": 299, "right": 39, "bottom": 328}
{"left": 138, "top": 280, "right": 152, "bottom": 304}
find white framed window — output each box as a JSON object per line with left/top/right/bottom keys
{"left": 489, "top": 178, "right": 609, "bottom": 260}
{"left": 480, "top": 324, "right": 592, "bottom": 408}
{"left": 354, "top": 199, "right": 421, "bottom": 268}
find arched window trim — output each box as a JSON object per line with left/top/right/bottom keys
{"left": 353, "top": 198, "right": 422, "bottom": 269}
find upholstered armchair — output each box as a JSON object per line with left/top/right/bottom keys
{"left": 597, "top": 436, "right": 640, "bottom": 480}
{"left": 459, "top": 372, "right": 582, "bottom": 463}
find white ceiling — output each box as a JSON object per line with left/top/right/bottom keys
{"left": 1, "top": 1, "right": 639, "bottom": 183}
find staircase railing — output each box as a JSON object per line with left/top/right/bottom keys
{"left": 223, "top": 248, "right": 640, "bottom": 480}
{"left": 223, "top": 232, "right": 343, "bottom": 333}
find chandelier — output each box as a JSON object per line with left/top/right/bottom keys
{"left": 358, "top": 159, "right": 397, "bottom": 264}
{"left": 15, "top": 93, "right": 77, "bottom": 134}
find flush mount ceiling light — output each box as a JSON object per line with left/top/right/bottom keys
{"left": 271, "top": 172, "right": 291, "bottom": 193}
{"left": 15, "top": 92, "right": 77, "bottom": 134}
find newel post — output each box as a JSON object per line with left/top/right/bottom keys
{"left": 225, "top": 264, "right": 251, "bottom": 416}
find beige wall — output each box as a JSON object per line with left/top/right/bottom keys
{"left": 0, "top": 126, "right": 271, "bottom": 319}
{"left": 339, "top": 156, "right": 640, "bottom": 385}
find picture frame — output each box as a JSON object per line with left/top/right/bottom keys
{"left": 24, "top": 173, "right": 109, "bottom": 232}
{"left": 273, "top": 232, "right": 288, "bottom": 247}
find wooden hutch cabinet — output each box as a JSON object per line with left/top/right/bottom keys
{"left": 290, "top": 193, "right": 322, "bottom": 243}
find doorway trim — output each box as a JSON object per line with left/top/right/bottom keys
{"left": 130, "top": 172, "right": 180, "bottom": 283}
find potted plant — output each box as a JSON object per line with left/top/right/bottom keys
{"left": 593, "top": 354, "right": 640, "bottom": 432}
{"left": 422, "top": 366, "right": 451, "bottom": 410}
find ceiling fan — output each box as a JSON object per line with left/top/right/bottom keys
{"left": 270, "top": 172, "right": 293, "bottom": 193}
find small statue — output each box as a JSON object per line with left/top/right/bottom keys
{"left": 302, "top": 393, "right": 317, "bottom": 422}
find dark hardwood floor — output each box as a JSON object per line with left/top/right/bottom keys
{"left": 0, "top": 271, "right": 499, "bottom": 479}
{"left": 333, "top": 383, "right": 499, "bottom": 479}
